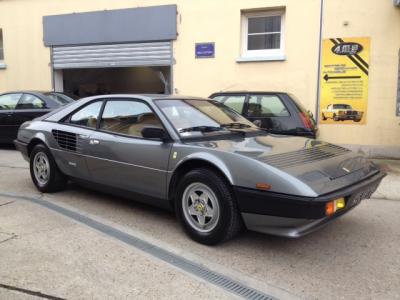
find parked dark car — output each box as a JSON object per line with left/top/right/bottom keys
{"left": 0, "top": 91, "right": 75, "bottom": 143}
{"left": 209, "top": 92, "right": 317, "bottom": 138}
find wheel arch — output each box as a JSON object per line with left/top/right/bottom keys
{"left": 168, "top": 157, "right": 234, "bottom": 204}
{"left": 27, "top": 134, "right": 48, "bottom": 157}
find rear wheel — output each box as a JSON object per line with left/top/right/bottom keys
{"left": 30, "top": 144, "right": 67, "bottom": 193}
{"left": 175, "top": 168, "right": 242, "bottom": 245}
{"left": 321, "top": 113, "right": 327, "bottom": 121}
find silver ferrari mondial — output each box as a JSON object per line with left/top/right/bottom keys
{"left": 14, "top": 95, "right": 385, "bottom": 245}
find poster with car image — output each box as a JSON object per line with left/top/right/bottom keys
{"left": 320, "top": 37, "right": 370, "bottom": 125}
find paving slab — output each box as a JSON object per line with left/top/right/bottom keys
{"left": 0, "top": 198, "right": 232, "bottom": 300}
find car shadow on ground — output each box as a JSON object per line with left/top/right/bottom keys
{"left": 0, "top": 144, "right": 16, "bottom": 150}
{"left": 57, "top": 180, "right": 371, "bottom": 256}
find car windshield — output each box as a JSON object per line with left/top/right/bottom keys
{"left": 333, "top": 104, "right": 352, "bottom": 109}
{"left": 44, "top": 92, "right": 75, "bottom": 105}
{"left": 155, "top": 99, "right": 259, "bottom": 138}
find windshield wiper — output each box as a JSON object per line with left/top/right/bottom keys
{"left": 221, "top": 122, "right": 252, "bottom": 129}
{"left": 178, "top": 126, "right": 224, "bottom": 133}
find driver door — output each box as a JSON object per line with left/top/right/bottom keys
{"left": 85, "top": 98, "right": 172, "bottom": 200}
{"left": 0, "top": 93, "right": 22, "bottom": 142}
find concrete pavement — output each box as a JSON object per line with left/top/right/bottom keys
{"left": 0, "top": 148, "right": 400, "bottom": 299}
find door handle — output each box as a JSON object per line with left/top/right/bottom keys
{"left": 89, "top": 139, "right": 100, "bottom": 145}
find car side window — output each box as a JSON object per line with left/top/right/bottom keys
{"left": 16, "top": 94, "right": 46, "bottom": 110}
{"left": 0, "top": 93, "right": 22, "bottom": 110}
{"left": 99, "top": 100, "right": 163, "bottom": 138}
{"left": 69, "top": 101, "right": 102, "bottom": 128}
{"left": 248, "top": 95, "right": 290, "bottom": 117}
{"left": 213, "top": 95, "right": 246, "bottom": 114}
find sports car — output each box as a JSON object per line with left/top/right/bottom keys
{"left": 14, "top": 95, "right": 385, "bottom": 245}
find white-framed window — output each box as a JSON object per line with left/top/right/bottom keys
{"left": 239, "top": 10, "right": 285, "bottom": 61}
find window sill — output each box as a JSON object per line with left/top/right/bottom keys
{"left": 236, "top": 54, "right": 286, "bottom": 63}
{"left": 0, "top": 62, "right": 6, "bottom": 69}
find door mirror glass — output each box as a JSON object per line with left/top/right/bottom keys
{"left": 141, "top": 126, "right": 167, "bottom": 140}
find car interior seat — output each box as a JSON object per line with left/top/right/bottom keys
{"left": 128, "top": 113, "right": 161, "bottom": 137}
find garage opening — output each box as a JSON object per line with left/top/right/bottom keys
{"left": 51, "top": 41, "right": 173, "bottom": 98}
{"left": 55, "top": 66, "right": 170, "bottom": 98}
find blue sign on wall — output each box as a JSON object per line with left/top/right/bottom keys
{"left": 195, "top": 43, "right": 215, "bottom": 58}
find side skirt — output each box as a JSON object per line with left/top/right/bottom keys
{"left": 69, "top": 177, "right": 173, "bottom": 211}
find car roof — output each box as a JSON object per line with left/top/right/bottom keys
{"left": 85, "top": 94, "right": 211, "bottom": 102}
{"left": 2, "top": 90, "right": 48, "bottom": 94}
{"left": 210, "top": 91, "right": 287, "bottom": 95}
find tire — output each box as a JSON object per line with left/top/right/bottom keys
{"left": 175, "top": 168, "right": 242, "bottom": 245}
{"left": 333, "top": 114, "right": 339, "bottom": 121}
{"left": 354, "top": 119, "right": 361, "bottom": 122}
{"left": 30, "top": 144, "right": 67, "bottom": 193}
{"left": 321, "top": 113, "right": 327, "bottom": 121}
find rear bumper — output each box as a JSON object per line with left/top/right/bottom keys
{"left": 234, "top": 171, "right": 385, "bottom": 237}
{"left": 14, "top": 139, "right": 29, "bottom": 161}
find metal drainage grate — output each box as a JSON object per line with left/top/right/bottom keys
{"left": 0, "top": 192, "right": 278, "bottom": 300}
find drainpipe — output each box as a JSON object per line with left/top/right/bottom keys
{"left": 315, "top": 0, "right": 325, "bottom": 124}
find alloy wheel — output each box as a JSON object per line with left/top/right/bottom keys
{"left": 182, "top": 182, "right": 220, "bottom": 233}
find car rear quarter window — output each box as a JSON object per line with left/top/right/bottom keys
{"left": 0, "top": 93, "right": 22, "bottom": 110}
{"left": 248, "top": 95, "right": 289, "bottom": 117}
{"left": 212, "top": 95, "right": 246, "bottom": 114}
{"left": 16, "top": 94, "right": 46, "bottom": 109}
{"left": 69, "top": 101, "right": 102, "bottom": 128}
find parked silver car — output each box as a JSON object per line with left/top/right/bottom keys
{"left": 14, "top": 95, "right": 385, "bottom": 245}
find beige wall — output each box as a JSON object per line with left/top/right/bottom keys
{"left": 0, "top": 0, "right": 399, "bottom": 146}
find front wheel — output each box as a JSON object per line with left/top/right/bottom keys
{"left": 175, "top": 168, "right": 242, "bottom": 245}
{"left": 30, "top": 144, "right": 67, "bottom": 193}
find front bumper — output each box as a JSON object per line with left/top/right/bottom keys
{"left": 234, "top": 171, "right": 385, "bottom": 237}
{"left": 14, "top": 139, "right": 29, "bottom": 161}
{"left": 338, "top": 114, "right": 362, "bottom": 121}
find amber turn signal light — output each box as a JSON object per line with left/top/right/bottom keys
{"left": 325, "top": 201, "right": 336, "bottom": 216}
{"left": 325, "top": 198, "right": 346, "bottom": 216}
{"left": 255, "top": 183, "right": 272, "bottom": 191}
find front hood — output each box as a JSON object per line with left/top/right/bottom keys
{"left": 185, "top": 134, "right": 379, "bottom": 195}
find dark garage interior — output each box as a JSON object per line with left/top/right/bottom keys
{"left": 60, "top": 66, "right": 170, "bottom": 98}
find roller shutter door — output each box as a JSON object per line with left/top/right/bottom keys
{"left": 52, "top": 41, "right": 172, "bottom": 69}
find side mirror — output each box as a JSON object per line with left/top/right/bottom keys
{"left": 141, "top": 126, "right": 168, "bottom": 141}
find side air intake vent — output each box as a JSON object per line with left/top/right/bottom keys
{"left": 262, "top": 144, "right": 350, "bottom": 168}
{"left": 52, "top": 130, "right": 81, "bottom": 152}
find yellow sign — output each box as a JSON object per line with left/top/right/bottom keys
{"left": 320, "top": 37, "right": 370, "bottom": 125}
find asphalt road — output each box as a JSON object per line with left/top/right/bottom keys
{"left": 0, "top": 148, "right": 399, "bottom": 300}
